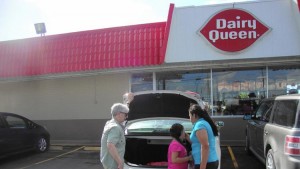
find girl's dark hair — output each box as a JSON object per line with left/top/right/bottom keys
{"left": 189, "top": 104, "right": 219, "bottom": 136}
{"left": 170, "top": 123, "right": 185, "bottom": 146}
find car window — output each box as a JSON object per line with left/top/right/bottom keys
{"left": 297, "top": 109, "right": 300, "bottom": 128}
{"left": 273, "top": 100, "right": 298, "bottom": 127}
{"left": 262, "top": 107, "right": 272, "bottom": 122}
{"left": 126, "top": 119, "right": 192, "bottom": 135}
{"left": 4, "top": 115, "right": 27, "bottom": 129}
{"left": 255, "top": 100, "right": 273, "bottom": 121}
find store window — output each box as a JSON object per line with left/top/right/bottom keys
{"left": 212, "top": 69, "right": 266, "bottom": 116}
{"left": 268, "top": 67, "right": 300, "bottom": 97}
{"left": 130, "top": 67, "right": 300, "bottom": 117}
{"left": 131, "top": 73, "right": 153, "bottom": 92}
{"left": 156, "top": 71, "right": 211, "bottom": 101}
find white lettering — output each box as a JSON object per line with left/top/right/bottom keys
{"left": 229, "top": 32, "right": 237, "bottom": 39}
{"left": 215, "top": 16, "right": 257, "bottom": 30}
{"left": 242, "top": 20, "right": 248, "bottom": 28}
{"left": 220, "top": 32, "right": 228, "bottom": 39}
{"left": 208, "top": 30, "right": 258, "bottom": 43}
{"left": 239, "top": 31, "right": 247, "bottom": 39}
{"left": 209, "top": 16, "right": 260, "bottom": 42}
{"left": 209, "top": 30, "right": 219, "bottom": 43}
{"left": 227, "top": 21, "right": 236, "bottom": 29}
{"left": 248, "top": 20, "right": 256, "bottom": 29}
{"left": 216, "top": 19, "right": 226, "bottom": 29}
{"left": 236, "top": 16, "right": 241, "bottom": 28}
{"left": 248, "top": 31, "right": 257, "bottom": 39}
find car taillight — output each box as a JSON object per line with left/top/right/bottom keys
{"left": 285, "top": 135, "right": 300, "bottom": 155}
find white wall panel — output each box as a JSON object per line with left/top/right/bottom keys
{"left": 0, "top": 73, "right": 130, "bottom": 120}
{"left": 165, "top": 0, "right": 300, "bottom": 63}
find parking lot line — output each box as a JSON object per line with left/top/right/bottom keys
{"left": 18, "top": 146, "right": 85, "bottom": 169}
{"left": 227, "top": 146, "right": 239, "bottom": 169}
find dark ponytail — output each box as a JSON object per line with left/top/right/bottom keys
{"left": 189, "top": 104, "right": 219, "bottom": 136}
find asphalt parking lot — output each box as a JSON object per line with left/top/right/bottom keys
{"left": 0, "top": 146, "right": 265, "bottom": 169}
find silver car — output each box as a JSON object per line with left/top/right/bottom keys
{"left": 123, "top": 90, "right": 222, "bottom": 169}
{"left": 244, "top": 94, "right": 300, "bottom": 169}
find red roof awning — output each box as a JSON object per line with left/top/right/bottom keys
{"left": 0, "top": 22, "right": 167, "bottom": 78}
{"left": 0, "top": 4, "right": 174, "bottom": 78}
{"left": 0, "top": 4, "right": 175, "bottom": 79}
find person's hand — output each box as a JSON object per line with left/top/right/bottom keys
{"left": 188, "top": 155, "right": 193, "bottom": 161}
{"left": 117, "top": 162, "right": 124, "bottom": 169}
{"left": 185, "top": 133, "right": 189, "bottom": 139}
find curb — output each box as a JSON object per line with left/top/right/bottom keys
{"left": 84, "top": 146, "right": 100, "bottom": 151}
{"left": 50, "top": 145, "right": 100, "bottom": 151}
{"left": 50, "top": 145, "right": 64, "bottom": 150}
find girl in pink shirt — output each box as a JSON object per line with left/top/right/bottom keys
{"left": 168, "top": 123, "right": 192, "bottom": 169}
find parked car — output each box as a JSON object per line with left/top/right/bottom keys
{"left": 0, "top": 112, "right": 50, "bottom": 158}
{"left": 244, "top": 94, "right": 300, "bottom": 169}
{"left": 123, "top": 90, "right": 223, "bottom": 169}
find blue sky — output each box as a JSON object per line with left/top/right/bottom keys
{"left": 0, "top": 0, "right": 254, "bottom": 42}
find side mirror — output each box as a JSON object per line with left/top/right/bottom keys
{"left": 28, "top": 122, "right": 37, "bottom": 129}
{"left": 243, "top": 114, "right": 252, "bottom": 120}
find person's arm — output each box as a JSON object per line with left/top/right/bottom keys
{"left": 185, "top": 133, "right": 191, "bottom": 144}
{"left": 196, "top": 129, "right": 209, "bottom": 169}
{"left": 107, "top": 142, "right": 124, "bottom": 169}
{"left": 171, "top": 151, "right": 191, "bottom": 163}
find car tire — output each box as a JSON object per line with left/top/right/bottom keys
{"left": 266, "top": 149, "right": 276, "bottom": 169}
{"left": 36, "top": 136, "right": 49, "bottom": 153}
{"left": 245, "top": 132, "right": 252, "bottom": 155}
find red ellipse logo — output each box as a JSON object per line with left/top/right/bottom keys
{"left": 198, "top": 9, "right": 270, "bottom": 53}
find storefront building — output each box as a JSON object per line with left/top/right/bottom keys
{"left": 0, "top": 0, "right": 300, "bottom": 145}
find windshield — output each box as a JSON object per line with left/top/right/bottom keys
{"left": 125, "top": 119, "right": 193, "bottom": 135}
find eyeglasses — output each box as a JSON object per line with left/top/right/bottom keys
{"left": 120, "top": 112, "right": 128, "bottom": 117}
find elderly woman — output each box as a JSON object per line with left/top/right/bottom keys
{"left": 100, "top": 103, "right": 129, "bottom": 169}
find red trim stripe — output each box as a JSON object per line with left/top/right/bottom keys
{"left": 159, "top": 3, "right": 175, "bottom": 64}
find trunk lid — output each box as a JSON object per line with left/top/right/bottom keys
{"left": 125, "top": 90, "right": 204, "bottom": 121}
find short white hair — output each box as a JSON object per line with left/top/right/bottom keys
{"left": 111, "top": 103, "right": 129, "bottom": 116}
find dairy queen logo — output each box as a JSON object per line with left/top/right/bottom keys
{"left": 198, "top": 9, "right": 271, "bottom": 53}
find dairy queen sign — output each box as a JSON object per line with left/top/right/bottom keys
{"left": 198, "top": 9, "right": 271, "bottom": 53}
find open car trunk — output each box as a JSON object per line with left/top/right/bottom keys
{"left": 123, "top": 91, "right": 200, "bottom": 168}
{"left": 123, "top": 91, "right": 221, "bottom": 168}
{"left": 124, "top": 137, "right": 170, "bottom": 167}
{"left": 124, "top": 136, "right": 191, "bottom": 167}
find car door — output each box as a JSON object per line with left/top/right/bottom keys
{"left": 2, "top": 114, "right": 32, "bottom": 153}
{"left": 0, "top": 114, "right": 24, "bottom": 155}
{"left": 249, "top": 100, "right": 273, "bottom": 156}
{"left": 0, "top": 115, "right": 12, "bottom": 156}
{"left": 255, "top": 100, "right": 273, "bottom": 157}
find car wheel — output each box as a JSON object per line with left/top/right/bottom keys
{"left": 245, "top": 133, "right": 251, "bottom": 155}
{"left": 266, "top": 149, "right": 276, "bottom": 169}
{"left": 36, "top": 136, "right": 48, "bottom": 153}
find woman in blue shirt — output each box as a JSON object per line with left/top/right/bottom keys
{"left": 188, "top": 104, "right": 219, "bottom": 169}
